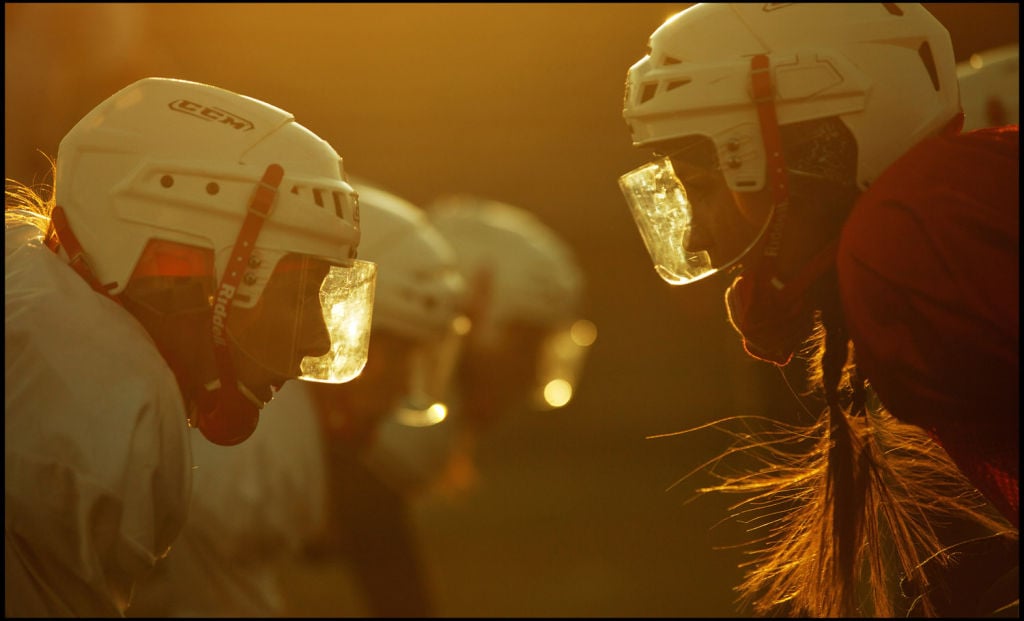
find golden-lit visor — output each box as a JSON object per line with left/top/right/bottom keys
{"left": 618, "top": 157, "right": 766, "bottom": 286}
{"left": 531, "top": 318, "right": 597, "bottom": 411}
{"left": 227, "top": 257, "right": 375, "bottom": 384}
{"left": 299, "top": 259, "right": 377, "bottom": 383}
{"left": 394, "top": 314, "right": 471, "bottom": 427}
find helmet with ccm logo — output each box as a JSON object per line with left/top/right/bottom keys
{"left": 623, "top": 2, "right": 960, "bottom": 193}
{"left": 55, "top": 76, "right": 361, "bottom": 306}
{"left": 53, "top": 77, "right": 376, "bottom": 445}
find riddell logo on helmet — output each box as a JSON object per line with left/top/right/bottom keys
{"left": 169, "top": 100, "right": 255, "bottom": 131}
{"left": 762, "top": 200, "right": 788, "bottom": 258}
{"left": 211, "top": 282, "right": 237, "bottom": 345}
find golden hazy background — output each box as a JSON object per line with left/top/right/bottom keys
{"left": 5, "top": 3, "right": 1017, "bottom": 617}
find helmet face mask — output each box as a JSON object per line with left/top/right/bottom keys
{"left": 296, "top": 258, "right": 377, "bottom": 384}
{"left": 619, "top": 150, "right": 770, "bottom": 285}
{"left": 621, "top": 3, "right": 960, "bottom": 286}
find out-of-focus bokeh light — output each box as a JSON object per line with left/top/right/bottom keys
{"left": 395, "top": 402, "right": 448, "bottom": 427}
{"left": 570, "top": 318, "right": 598, "bottom": 348}
{"left": 452, "top": 314, "right": 472, "bottom": 336}
{"left": 542, "top": 378, "right": 574, "bottom": 408}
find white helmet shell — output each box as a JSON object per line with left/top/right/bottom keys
{"left": 55, "top": 77, "right": 361, "bottom": 307}
{"left": 350, "top": 181, "right": 467, "bottom": 343}
{"left": 426, "top": 195, "right": 583, "bottom": 341}
{"left": 957, "top": 44, "right": 1019, "bottom": 131}
{"left": 623, "top": 3, "right": 960, "bottom": 191}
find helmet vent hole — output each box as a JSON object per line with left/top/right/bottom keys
{"left": 666, "top": 79, "right": 692, "bottom": 91}
{"left": 313, "top": 188, "right": 324, "bottom": 207}
{"left": 918, "top": 41, "right": 941, "bottom": 90}
{"left": 206, "top": 182, "right": 219, "bottom": 195}
{"left": 882, "top": 3, "right": 904, "bottom": 16}
{"left": 661, "top": 55, "right": 682, "bottom": 66}
{"left": 160, "top": 175, "right": 174, "bottom": 188}
{"left": 332, "top": 192, "right": 348, "bottom": 219}
{"left": 640, "top": 83, "right": 658, "bottom": 103}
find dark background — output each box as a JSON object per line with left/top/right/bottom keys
{"left": 6, "top": 3, "right": 1018, "bottom": 617}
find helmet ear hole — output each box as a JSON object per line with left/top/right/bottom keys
{"left": 777, "top": 117, "right": 858, "bottom": 189}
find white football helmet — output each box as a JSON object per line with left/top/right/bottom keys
{"left": 957, "top": 44, "right": 1019, "bottom": 131}
{"left": 427, "top": 195, "right": 596, "bottom": 410}
{"left": 351, "top": 180, "right": 469, "bottom": 420}
{"left": 55, "top": 77, "right": 375, "bottom": 384}
{"left": 619, "top": 3, "right": 960, "bottom": 285}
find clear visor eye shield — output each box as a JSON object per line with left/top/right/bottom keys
{"left": 215, "top": 164, "right": 376, "bottom": 386}
{"left": 225, "top": 255, "right": 377, "bottom": 384}
{"left": 619, "top": 55, "right": 797, "bottom": 287}
{"left": 394, "top": 313, "right": 473, "bottom": 427}
{"left": 617, "top": 156, "right": 772, "bottom": 286}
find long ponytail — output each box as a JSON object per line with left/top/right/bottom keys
{"left": 690, "top": 276, "right": 1014, "bottom": 617}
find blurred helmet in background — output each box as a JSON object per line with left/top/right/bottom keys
{"left": 427, "top": 194, "right": 596, "bottom": 412}
{"left": 351, "top": 179, "right": 469, "bottom": 423}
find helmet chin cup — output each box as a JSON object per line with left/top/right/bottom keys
{"left": 193, "top": 382, "right": 260, "bottom": 446}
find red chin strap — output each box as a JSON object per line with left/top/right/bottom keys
{"left": 194, "top": 163, "right": 284, "bottom": 446}
{"left": 723, "top": 55, "right": 841, "bottom": 367}
{"left": 750, "top": 53, "right": 790, "bottom": 277}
